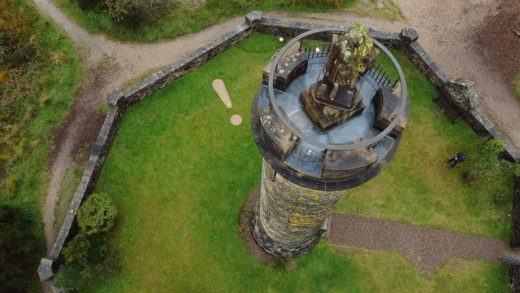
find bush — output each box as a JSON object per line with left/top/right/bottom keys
{"left": 63, "top": 234, "right": 91, "bottom": 265}
{"left": 74, "top": 0, "right": 105, "bottom": 10}
{"left": 77, "top": 192, "right": 117, "bottom": 235}
{"left": 0, "top": 0, "right": 39, "bottom": 69}
{"left": 105, "top": 0, "right": 168, "bottom": 26}
{"left": 0, "top": 200, "right": 42, "bottom": 293}
{"left": 55, "top": 263, "right": 93, "bottom": 292}
{"left": 58, "top": 193, "right": 119, "bottom": 291}
{"left": 466, "top": 139, "right": 518, "bottom": 184}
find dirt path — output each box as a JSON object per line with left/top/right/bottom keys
{"left": 329, "top": 214, "right": 516, "bottom": 275}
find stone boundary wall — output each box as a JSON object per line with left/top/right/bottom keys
{"left": 38, "top": 10, "right": 520, "bottom": 290}
{"left": 513, "top": 177, "right": 520, "bottom": 292}
{"left": 511, "top": 264, "right": 520, "bottom": 293}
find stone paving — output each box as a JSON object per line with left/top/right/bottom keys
{"left": 329, "top": 213, "right": 516, "bottom": 275}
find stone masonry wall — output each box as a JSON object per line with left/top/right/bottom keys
{"left": 253, "top": 161, "right": 344, "bottom": 257}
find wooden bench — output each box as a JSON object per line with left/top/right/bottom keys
{"left": 262, "top": 41, "right": 308, "bottom": 91}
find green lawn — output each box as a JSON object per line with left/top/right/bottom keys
{"left": 81, "top": 33, "right": 510, "bottom": 291}
{"left": 51, "top": 0, "right": 403, "bottom": 42}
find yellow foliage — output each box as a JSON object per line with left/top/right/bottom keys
{"left": 289, "top": 212, "right": 317, "bottom": 227}
{"left": 0, "top": 70, "right": 10, "bottom": 84}
{"left": 50, "top": 51, "right": 67, "bottom": 64}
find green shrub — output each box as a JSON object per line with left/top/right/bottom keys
{"left": 58, "top": 193, "right": 119, "bottom": 291}
{"left": 77, "top": 192, "right": 118, "bottom": 235}
{"left": 105, "top": 0, "right": 168, "bottom": 26}
{"left": 74, "top": 0, "right": 105, "bottom": 10}
{"left": 0, "top": 200, "right": 42, "bottom": 292}
{"left": 466, "top": 139, "right": 518, "bottom": 184}
{"left": 63, "top": 234, "right": 91, "bottom": 265}
{"left": 56, "top": 263, "right": 93, "bottom": 292}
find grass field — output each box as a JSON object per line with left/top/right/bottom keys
{"left": 52, "top": 0, "right": 403, "bottom": 42}
{"left": 80, "top": 33, "right": 510, "bottom": 291}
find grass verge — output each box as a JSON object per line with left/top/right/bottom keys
{"left": 80, "top": 33, "right": 508, "bottom": 291}
{"left": 0, "top": 0, "right": 80, "bottom": 290}
{"left": 513, "top": 72, "right": 520, "bottom": 101}
{"left": 51, "top": 0, "right": 403, "bottom": 42}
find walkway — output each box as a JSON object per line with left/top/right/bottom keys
{"left": 329, "top": 214, "right": 516, "bottom": 275}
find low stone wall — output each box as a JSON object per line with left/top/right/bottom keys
{"left": 511, "top": 264, "right": 520, "bottom": 293}
{"left": 39, "top": 10, "right": 520, "bottom": 291}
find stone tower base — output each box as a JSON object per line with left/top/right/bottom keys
{"left": 252, "top": 200, "right": 322, "bottom": 257}
{"left": 252, "top": 161, "right": 344, "bottom": 258}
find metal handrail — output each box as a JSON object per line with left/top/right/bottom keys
{"left": 268, "top": 27, "right": 408, "bottom": 151}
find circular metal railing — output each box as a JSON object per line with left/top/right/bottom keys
{"left": 267, "top": 27, "right": 408, "bottom": 151}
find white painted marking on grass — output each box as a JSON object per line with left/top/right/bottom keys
{"left": 212, "top": 79, "right": 232, "bottom": 108}
{"left": 230, "top": 114, "right": 243, "bottom": 126}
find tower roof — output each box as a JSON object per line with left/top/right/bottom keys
{"left": 252, "top": 27, "right": 409, "bottom": 191}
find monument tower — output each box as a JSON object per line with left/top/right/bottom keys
{"left": 250, "top": 24, "right": 408, "bottom": 257}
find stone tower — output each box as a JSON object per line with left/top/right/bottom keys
{"left": 250, "top": 25, "right": 408, "bottom": 258}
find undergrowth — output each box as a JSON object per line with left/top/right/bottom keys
{"left": 0, "top": 0, "right": 80, "bottom": 291}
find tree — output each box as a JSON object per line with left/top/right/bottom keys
{"left": 77, "top": 192, "right": 117, "bottom": 235}
{"left": 466, "top": 139, "right": 516, "bottom": 182}
{"left": 55, "top": 263, "right": 93, "bottom": 292}
{"left": 57, "top": 193, "right": 120, "bottom": 291}
{"left": 0, "top": 200, "right": 43, "bottom": 293}
{"left": 63, "top": 234, "right": 91, "bottom": 265}
{"left": 105, "top": 0, "right": 167, "bottom": 26}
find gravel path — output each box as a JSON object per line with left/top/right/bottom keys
{"left": 329, "top": 214, "right": 515, "bottom": 275}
